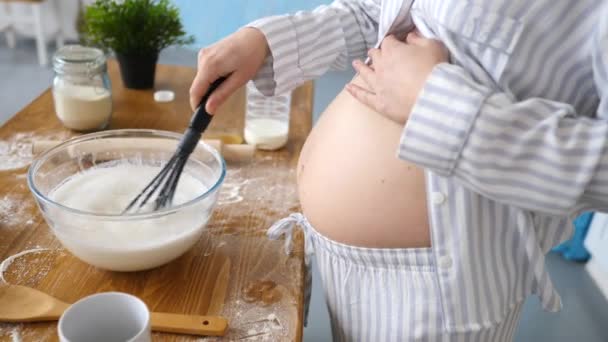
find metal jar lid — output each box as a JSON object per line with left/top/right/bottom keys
{"left": 52, "top": 45, "right": 107, "bottom": 76}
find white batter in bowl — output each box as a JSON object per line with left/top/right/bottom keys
{"left": 27, "top": 129, "right": 226, "bottom": 271}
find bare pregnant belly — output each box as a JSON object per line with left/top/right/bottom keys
{"left": 297, "top": 76, "right": 430, "bottom": 248}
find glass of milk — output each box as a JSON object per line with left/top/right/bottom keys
{"left": 244, "top": 81, "right": 291, "bottom": 150}
{"left": 52, "top": 45, "right": 112, "bottom": 132}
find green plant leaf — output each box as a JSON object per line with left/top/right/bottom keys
{"left": 81, "top": 0, "right": 195, "bottom": 55}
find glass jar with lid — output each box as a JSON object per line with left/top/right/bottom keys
{"left": 52, "top": 45, "right": 112, "bottom": 131}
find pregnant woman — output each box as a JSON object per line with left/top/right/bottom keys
{"left": 189, "top": 1, "right": 608, "bottom": 340}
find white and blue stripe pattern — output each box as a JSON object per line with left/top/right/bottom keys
{"left": 269, "top": 214, "right": 524, "bottom": 341}
{"left": 248, "top": 0, "right": 608, "bottom": 336}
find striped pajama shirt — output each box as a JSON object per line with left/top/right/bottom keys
{"left": 246, "top": 0, "right": 608, "bottom": 340}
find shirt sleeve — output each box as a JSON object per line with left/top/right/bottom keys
{"left": 245, "top": 0, "right": 381, "bottom": 96}
{"left": 398, "top": 18, "right": 608, "bottom": 218}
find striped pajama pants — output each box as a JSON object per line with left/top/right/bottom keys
{"left": 269, "top": 214, "right": 524, "bottom": 342}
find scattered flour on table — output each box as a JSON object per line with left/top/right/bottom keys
{"left": 0, "top": 132, "right": 69, "bottom": 171}
{"left": 202, "top": 159, "right": 302, "bottom": 341}
{"left": 191, "top": 299, "right": 292, "bottom": 341}
{"left": 216, "top": 296, "right": 294, "bottom": 341}
{"left": 0, "top": 247, "right": 64, "bottom": 342}
{"left": 216, "top": 168, "right": 262, "bottom": 206}
{"left": 0, "top": 248, "right": 57, "bottom": 339}
{"left": 0, "top": 324, "right": 23, "bottom": 342}
{"left": 0, "top": 195, "right": 35, "bottom": 228}
{"left": 217, "top": 179, "right": 249, "bottom": 206}
{"left": 216, "top": 166, "right": 298, "bottom": 212}
{"left": 10, "top": 326, "right": 21, "bottom": 342}
{"left": 0, "top": 248, "right": 50, "bottom": 284}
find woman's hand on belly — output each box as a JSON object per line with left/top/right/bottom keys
{"left": 346, "top": 33, "right": 448, "bottom": 125}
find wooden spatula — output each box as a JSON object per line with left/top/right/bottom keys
{"left": 0, "top": 284, "right": 228, "bottom": 337}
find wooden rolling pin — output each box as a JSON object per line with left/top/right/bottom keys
{"left": 32, "top": 138, "right": 254, "bottom": 162}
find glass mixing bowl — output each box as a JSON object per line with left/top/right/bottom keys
{"left": 27, "top": 129, "right": 226, "bottom": 271}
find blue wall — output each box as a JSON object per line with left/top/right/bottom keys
{"left": 173, "top": 0, "right": 330, "bottom": 48}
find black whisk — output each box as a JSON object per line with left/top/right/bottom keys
{"left": 123, "top": 77, "right": 226, "bottom": 213}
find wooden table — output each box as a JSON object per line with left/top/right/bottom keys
{"left": 0, "top": 61, "right": 313, "bottom": 341}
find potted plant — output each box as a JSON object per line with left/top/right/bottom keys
{"left": 82, "top": 0, "right": 194, "bottom": 89}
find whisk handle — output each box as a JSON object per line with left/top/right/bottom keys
{"left": 179, "top": 76, "right": 227, "bottom": 154}
{"left": 190, "top": 76, "right": 227, "bottom": 132}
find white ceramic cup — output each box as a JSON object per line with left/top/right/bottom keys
{"left": 58, "top": 292, "right": 151, "bottom": 342}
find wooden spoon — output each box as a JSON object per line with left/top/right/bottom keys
{"left": 0, "top": 284, "right": 228, "bottom": 337}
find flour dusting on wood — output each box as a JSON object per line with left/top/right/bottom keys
{"left": 200, "top": 228, "right": 303, "bottom": 341}
{"left": 0, "top": 248, "right": 50, "bottom": 284}
{"left": 0, "top": 194, "right": 36, "bottom": 228}
{"left": 0, "top": 324, "right": 22, "bottom": 342}
{"left": 0, "top": 248, "right": 63, "bottom": 340}
{"left": 215, "top": 161, "right": 299, "bottom": 215}
{"left": 199, "top": 153, "right": 304, "bottom": 340}
{"left": 0, "top": 132, "right": 68, "bottom": 172}
{"left": 0, "top": 248, "right": 64, "bottom": 290}
{"left": 10, "top": 326, "right": 21, "bottom": 342}
{"left": 217, "top": 175, "right": 249, "bottom": 205}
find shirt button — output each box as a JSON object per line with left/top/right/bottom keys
{"left": 438, "top": 255, "right": 453, "bottom": 269}
{"left": 431, "top": 192, "right": 446, "bottom": 205}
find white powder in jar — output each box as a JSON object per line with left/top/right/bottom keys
{"left": 48, "top": 163, "right": 213, "bottom": 271}
{"left": 52, "top": 84, "right": 112, "bottom": 131}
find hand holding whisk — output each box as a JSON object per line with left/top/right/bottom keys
{"left": 123, "top": 77, "right": 226, "bottom": 213}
